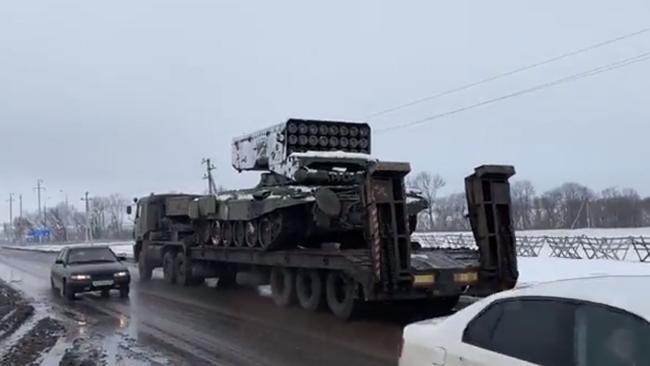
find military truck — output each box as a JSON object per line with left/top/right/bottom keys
{"left": 129, "top": 119, "right": 518, "bottom": 319}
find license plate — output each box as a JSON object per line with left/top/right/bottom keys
{"left": 93, "top": 280, "right": 114, "bottom": 287}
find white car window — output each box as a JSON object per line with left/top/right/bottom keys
{"left": 463, "top": 298, "right": 574, "bottom": 366}
{"left": 574, "top": 303, "right": 650, "bottom": 366}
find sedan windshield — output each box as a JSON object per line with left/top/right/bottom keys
{"left": 67, "top": 248, "right": 117, "bottom": 264}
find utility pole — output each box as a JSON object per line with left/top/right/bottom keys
{"left": 6, "top": 193, "right": 14, "bottom": 241}
{"left": 202, "top": 158, "right": 217, "bottom": 194}
{"left": 19, "top": 194, "right": 22, "bottom": 218}
{"left": 81, "top": 192, "right": 93, "bottom": 242}
{"left": 60, "top": 189, "right": 69, "bottom": 242}
{"left": 33, "top": 179, "right": 45, "bottom": 225}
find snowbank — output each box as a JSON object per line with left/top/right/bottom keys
{"left": 2, "top": 241, "right": 134, "bottom": 258}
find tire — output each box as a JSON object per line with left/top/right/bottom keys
{"left": 62, "top": 280, "right": 75, "bottom": 301}
{"left": 270, "top": 267, "right": 296, "bottom": 307}
{"left": 217, "top": 264, "right": 238, "bottom": 288}
{"left": 175, "top": 251, "right": 193, "bottom": 286}
{"left": 296, "top": 269, "right": 324, "bottom": 311}
{"left": 119, "top": 286, "right": 130, "bottom": 298}
{"left": 138, "top": 253, "right": 153, "bottom": 282}
{"left": 423, "top": 295, "right": 460, "bottom": 314}
{"left": 325, "top": 271, "right": 357, "bottom": 320}
{"left": 101, "top": 289, "right": 110, "bottom": 298}
{"left": 163, "top": 251, "right": 177, "bottom": 284}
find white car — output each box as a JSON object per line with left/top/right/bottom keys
{"left": 400, "top": 276, "right": 650, "bottom": 366}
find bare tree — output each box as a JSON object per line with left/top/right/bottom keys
{"left": 408, "top": 172, "right": 446, "bottom": 231}
{"left": 511, "top": 180, "right": 536, "bottom": 229}
{"left": 107, "top": 193, "right": 128, "bottom": 237}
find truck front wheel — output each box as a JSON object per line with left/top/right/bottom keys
{"left": 163, "top": 251, "right": 177, "bottom": 284}
{"left": 270, "top": 267, "right": 296, "bottom": 307}
{"left": 326, "top": 271, "right": 357, "bottom": 320}
{"left": 138, "top": 254, "right": 153, "bottom": 282}
{"left": 296, "top": 269, "right": 323, "bottom": 311}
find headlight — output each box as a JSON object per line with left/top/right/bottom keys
{"left": 114, "top": 271, "right": 129, "bottom": 278}
{"left": 70, "top": 274, "right": 91, "bottom": 280}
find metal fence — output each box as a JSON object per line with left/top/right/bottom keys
{"left": 412, "top": 233, "right": 650, "bottom": 262}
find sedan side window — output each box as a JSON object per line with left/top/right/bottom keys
{"left": 575, "top": 303, "right": 650, "bottom": 366}
{"left": 463, "top": 298, "right": 575, "bottom": 366}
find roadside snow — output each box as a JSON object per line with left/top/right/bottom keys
{"left": 1, "top": 242, "right": 133, "bottom": 258}
{"left": 518, "top": 256, "right": 650, "bottom": 286}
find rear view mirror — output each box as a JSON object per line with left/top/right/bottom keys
{"left": 55, "top": 259, "right": 64, "bottom": 265}
{"left": 126, "top": 206, "right": 132, "bottom": 215}
{"left": 117, "top": 255, "right": 127, "bottom": 261}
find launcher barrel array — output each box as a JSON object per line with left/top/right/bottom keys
{"left": 231, "top": 119, "right": 372, "bottom": 176}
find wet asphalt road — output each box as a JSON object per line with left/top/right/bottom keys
{"left": 0, "top": 248, "right": 437, "bottom": 366}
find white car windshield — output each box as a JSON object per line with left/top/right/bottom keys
{"left": 67, "top": 248, "right": 117, "bottom": 264}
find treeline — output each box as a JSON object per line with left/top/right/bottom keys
{"left": 9, "top": 193, "right": 130, "bottom": 242}
{"left": 408, "top": 172, "right": 650, "bottom": 232}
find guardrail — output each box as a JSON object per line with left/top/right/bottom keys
{"left": 412, "top": 233, "right": 650, "bottom": 262}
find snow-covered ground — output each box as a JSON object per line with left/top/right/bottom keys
{"left": 429, "top": 227, "right": 650, "bottom": 238}
{"left": 518, "top": 256, "right": 650, "bottom": 285}
{"left": 1, "top": 241, "right": 134, "bottom": 258}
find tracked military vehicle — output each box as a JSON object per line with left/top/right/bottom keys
{"left": 187, "top": 119, "right": 426, "bottom": 251}
{"left": 131, "top": 119, "right": 518, "bottom": 319}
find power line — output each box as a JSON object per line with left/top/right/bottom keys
{"left": 377, "top": 50, "right": 650, "bottom": 133}
{"left": 367, "top": 26, "right": 650, "bottom": 119}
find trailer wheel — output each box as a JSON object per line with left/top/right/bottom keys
{"left": 326, "top": 271, "right": 357, "bottom": 320}
{"left": 270, "top": 267, "right": 296, "bottom": 307}
{"left": 138, "top": 254, "right": 153, "bottom": 282}
{"left": 162, "top": 251, "right": 177, "bottom": 284}
{"left": 296, "top": 269, "right": 324, "bottom": 311}
{"left": 421, "top": 295, "right": 461, "bottom": 315}
{"left": 218, "top": 267, "right": 238, "bottom": 288}
{"left": 174, "top": 251, "right": 194, "bottom": 286}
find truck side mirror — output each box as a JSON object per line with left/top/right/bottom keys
{"left": 126, "top": 206, "right": 132, "bottom": 215}
{"left": 55, "top": 259, "right": 64, "bottom": 265}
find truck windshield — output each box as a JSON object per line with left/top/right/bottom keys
{"left": 67, "top": 248, "right": 117, "bottom": 264}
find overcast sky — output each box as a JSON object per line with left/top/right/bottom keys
{"left": 1, "top": 1, "right": 650, "bottom": 222}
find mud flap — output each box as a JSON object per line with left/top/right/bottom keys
{"left": 465, "top": 165, "right": 518, "bottom": 293}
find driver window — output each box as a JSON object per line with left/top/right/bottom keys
{"left": 574, "top": 303, "right": 650, "bottom": 366}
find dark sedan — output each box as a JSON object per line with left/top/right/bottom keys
{"left": 50, "top": 246, "right": 131, "bottom": 300}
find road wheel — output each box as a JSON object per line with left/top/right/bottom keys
{"left": 210, "top": 221, "right": 222, "bottom": 245}
{"left": 175, "top": 251, "right": 194, "bottom": 286}
{"left": 62, "top": 279, "right": 75, "bottom": 301}
{"left": 296, "top": 269, "right": 324, "bottom": 311}
{"left": 245, "top": 221, "right": 258, "bottom": 248}
{"left": 222, "top": 222, "right": 233, "bottom": 247}
{"left": 233, "top": 221, "right": 245, "bottom": 247}
{"left": 138, "top": 255, "right": 153, "bottom": 282}
{"left": 163, "top": 251, "right": 177, "bottom": 284}
{"left": 326, "top": 271, "right": 357, "bottom": 320}
{"left": 120, "top": 286, "right": 130, "bottom": 298}
{"left": 101, "top": 289, "right": 110, "bottom": 298}
{"left": 259, "top": 217, "right": 273, "bottom": 249}
{"left": 270, "top": 267, "right": 296, "bottom": 307}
